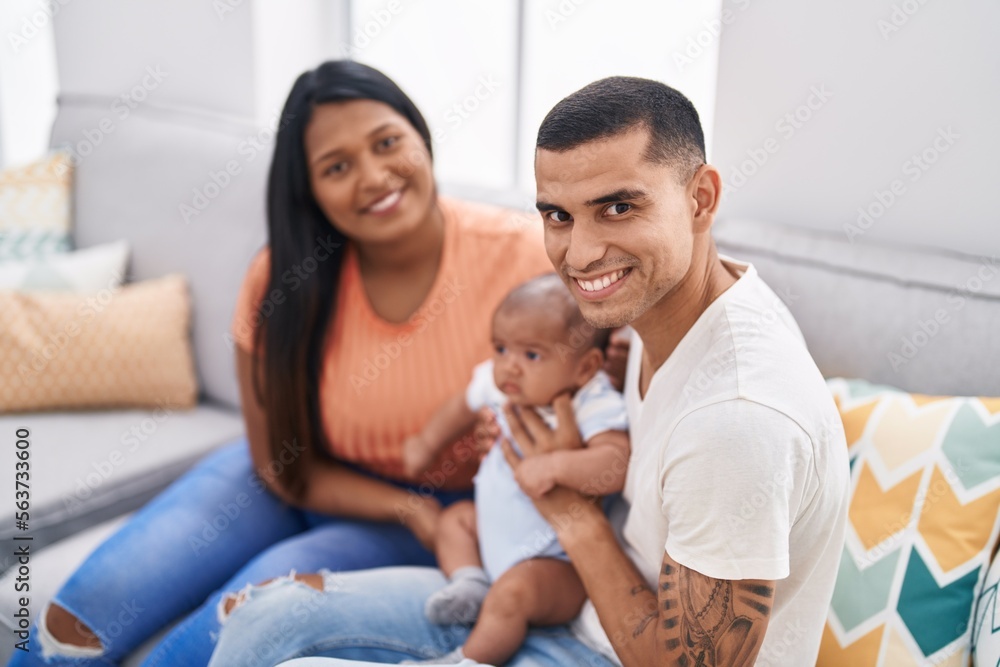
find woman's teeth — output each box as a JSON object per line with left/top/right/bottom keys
{"left": 576, "top": 269, "right": 627, "bottom": 292}
{"left": 367, "top": 189, "right": 402, "bottom": 213}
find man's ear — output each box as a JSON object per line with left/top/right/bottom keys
{"left": 689, "top": 164, "right": 722, "bottom": 234}
{"left": 575, "top": 347, "right": 605, "bottom": 385}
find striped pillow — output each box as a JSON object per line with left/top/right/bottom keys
{"left": 0, "top": 151, "right": 73, "bottom": 262}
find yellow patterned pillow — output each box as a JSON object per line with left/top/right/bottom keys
{"left": 819, "top": 378, "right": 1000, "bottom": 667}
{"left": 0, "top": 151, "right": 73, "bottom": 261}
{"left": 0, "top": 274, "right": 198, "bottom": 412}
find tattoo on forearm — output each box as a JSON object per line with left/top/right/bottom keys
{"left": 658, "top": 561, "right": 773, "bottom": 666}
{"left": 630, "top": 583, "right": 658, "bottom": 638}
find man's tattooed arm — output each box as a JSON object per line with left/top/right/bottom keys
{"left": 545, "top": 501, "right": 772, "bottom": 666}
{"left": 652, "top": 551, "right": 772, "bottom": 666}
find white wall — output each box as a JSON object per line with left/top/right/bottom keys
{"left": 47, "top": 0, "right": 349, "bottom": 164}
{"left": 252, "top": 0, "right": 350, "bottom": 122}
{"left": 53, "top": 0, "right": 256, "bottom": 120}
{"left": 711, "top": 0, "right": 999, "bottom": 257}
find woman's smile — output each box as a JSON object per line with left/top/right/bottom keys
{"left": 361, "top": 186, "right": 406, "bottom": 216}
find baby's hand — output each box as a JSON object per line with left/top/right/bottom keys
{"left": 402, "top": 434, "right": 437, "bottom": 478}
{"left": 513, "top": 453, "right": 557, "bottom": 500}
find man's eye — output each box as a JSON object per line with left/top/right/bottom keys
{"left": 545, "top": 210, "right": 572, "bottom": 224}
{"left": 605, "top": 203, "right": 632, "bottom": 216}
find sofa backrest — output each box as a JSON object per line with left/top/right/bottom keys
{"left": 715, "top": 219, "right": 1000, "bottom": 398}
{"left": 51, "top": 99, "right": 269, "bottom": 409}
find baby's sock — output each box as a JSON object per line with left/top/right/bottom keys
{"left": 424, "top": 566, "right": 490, "bottom": 625}
{"left": 400, "top": 647, "right": 469, "bottom": 665}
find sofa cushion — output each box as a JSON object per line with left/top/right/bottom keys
{"left": 713, "top": 219, "right": 1000, "bottom": 398}
{"left": 817, "top": 378, "right": 1000, "bottom": 666}
{"left": 0, "top": 152, "right": 73, "bottom": 262}
{"left": 0, "top": 274, "right": 198, "bottom": 412}
{"left": 0, "top": 403, "right": 244, "bottom": 573}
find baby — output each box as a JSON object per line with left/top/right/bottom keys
{"left": 402, "top": 273, "right": 630, "bottom": 666}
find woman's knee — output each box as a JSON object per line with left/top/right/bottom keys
{"left": 37, "top": 603, "right": 105, "bottom": 657}
{"left": 218, "top": 572, "right": 325, "bottom": 622}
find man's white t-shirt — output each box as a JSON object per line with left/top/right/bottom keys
{"left": 572, "top": 257, "right": 850, "bottom": 666}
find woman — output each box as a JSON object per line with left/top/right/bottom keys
{"left": 10, "top": 61, "right": 553, "bottom": 667}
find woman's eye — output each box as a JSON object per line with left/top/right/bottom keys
{"left": 377, "top": 136, "right": 399, "bottom": 151}
{"left": 605, "top": 202, "right": 631, "bottom": 216}
{"left": 326, "top": 161, "right": 348, "bottom": 176}
{"left": 545, "top": 210, "right": 571, "bottom": 224}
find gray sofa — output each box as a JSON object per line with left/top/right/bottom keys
{"left": 0, "top": 91, "right": 269, "bottom": 665}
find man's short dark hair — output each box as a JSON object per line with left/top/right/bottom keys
{"left": 536, "top": 76, "right": 706, "bottom": 182}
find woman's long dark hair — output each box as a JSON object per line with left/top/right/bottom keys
{"left": 253, "top": 61, "right": 434, "bottom": 499}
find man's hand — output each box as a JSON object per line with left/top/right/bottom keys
{"left": 504, "top": 394, "right": 583, "bottom": 455}
{"left": 401, "top": 434, "right": 438, "bottom": 479}
{"left": 501, "top": 396, "right": 604, "bottom": 532}
{"left": 400, "top": 495, "right": 442, "bottom": 551}
{"left": 512, "top": 453, "right": 558, "bottom": 499}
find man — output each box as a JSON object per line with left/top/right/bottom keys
{"left": 208, "top": 77, "right": 849, "bottom": 667}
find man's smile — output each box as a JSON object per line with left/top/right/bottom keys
{"left": 571, "top": 268, "right": 632, "bottom": 300}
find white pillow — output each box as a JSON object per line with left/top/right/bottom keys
{"left": 0, "top": 240, "right": 128, "bottom": 291}
{"left": 973, "top": 549, "right": 1000, "bottom": 666}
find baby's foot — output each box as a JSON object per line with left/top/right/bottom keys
{"left": 401, "top": 647, "right": 472, "bottom": 665}
{"left": 424, "top": 567, "right": 490, "bottom": 625}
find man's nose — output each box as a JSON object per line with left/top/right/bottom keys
{"left": 564, "top": 219, "right": 606, "bottom": 272}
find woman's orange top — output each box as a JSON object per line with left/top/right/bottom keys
{"left": 231, "top": 197, "right": 552, "bottom": 489}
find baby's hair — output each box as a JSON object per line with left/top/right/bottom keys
{"left": 496, "top": 273, "right": 611, "bottom": 353}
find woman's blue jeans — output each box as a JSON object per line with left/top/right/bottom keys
{"left": 8, "top": 440, "right": 470, "bottom": 667}
{"left": 206, "top": 567, "right": 616, "bottom": 667}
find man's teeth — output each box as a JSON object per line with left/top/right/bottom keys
{"left": 576, "top": 269, "right": 627, "bottom": 292}
{"left": 368, "top": 190, "right": 402, "bottom": 213}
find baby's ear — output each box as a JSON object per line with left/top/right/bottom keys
{"left": 575, "top": 347, "right": 604, "bottom": 384}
